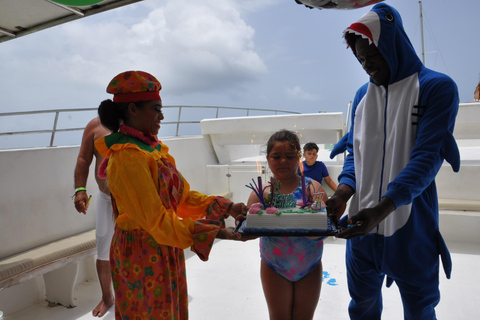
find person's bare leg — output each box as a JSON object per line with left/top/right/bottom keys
{"left": 92, "top": 259, "right": 115, "bottom": 317}
{"left": 261, "top": 260, "right": 294, "bottom": 320}
{"left": 292, "top": 261, "right": 323, "bottom": 320}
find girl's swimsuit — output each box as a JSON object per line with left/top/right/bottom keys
{"left": 259, "top": 178, "right": 324, "bottom": 282}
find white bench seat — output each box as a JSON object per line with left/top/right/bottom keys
{"left": 0, "top": 229, "right": 96, "bottom": 307}
{"left": 438, "top": 199, "right": 480, "bottom": 212}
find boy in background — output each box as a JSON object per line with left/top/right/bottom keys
{"left": 302, "top": 142, "right": 338, "bottom": 192}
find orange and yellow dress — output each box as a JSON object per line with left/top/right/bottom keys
{"left": 95, "top": 127, "right": 231, "bottom": 320}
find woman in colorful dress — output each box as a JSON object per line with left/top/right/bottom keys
{"left": 95, "top": 70, "right": 247, "bottom": 319}
{"left": 247, "top": 129, "right": 328, "bottom": 320}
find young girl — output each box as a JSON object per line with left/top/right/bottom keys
{"left": 247, "top": 129, "right": 329, "bottom": 320}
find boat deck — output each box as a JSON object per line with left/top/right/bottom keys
{"left": 5, "top": 234, "right": 479, "bottom": 319}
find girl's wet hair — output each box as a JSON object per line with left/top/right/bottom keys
{"left": 266, "top": 129, "right": 301, "bottom": 157}
{"left": 97, "top": 100, "right": 146, "bottom": 132}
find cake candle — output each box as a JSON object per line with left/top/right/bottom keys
{"left": 256, "top": 160, "right": 264, "bottom": 205}
{"left": 246, "top": 178, "right": 268, "bottom": 208}
{"left": 258, "top": 176, "right": 263, "bottom": 201}
{"left": 298, "top": 158, "right": 307, "bottom": 206}
{"left": 269, "top": 177, "right": 279, "bottom": 207}
{"left": 301, "top": 174, "right": 307, "bottom": 205}
{"left": 307, "top": 181, "right": 312, "bottom": 204}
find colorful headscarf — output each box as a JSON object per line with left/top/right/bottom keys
{"left": 107, "top": 70, "right": 162, "bottom": 103}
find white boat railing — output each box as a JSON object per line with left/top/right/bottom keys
{"left": 0, "top": 105, "right": 299, "bottom": 150}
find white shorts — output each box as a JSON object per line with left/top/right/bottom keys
{"left": 95, "top": 191, "right": 115, "bottom": 261}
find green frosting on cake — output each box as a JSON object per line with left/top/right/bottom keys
{"left": 270, "top": 193, "right": 296, "bottom": 208}
{"left": 250, "top": 193, "right": 321, "bottom": 216}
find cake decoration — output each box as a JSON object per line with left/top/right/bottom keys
{"left": 245, "top": 178, "right": 269, "bottom": 209}
{"left": 237, "top": 175, "right": 339, "bottom": 235}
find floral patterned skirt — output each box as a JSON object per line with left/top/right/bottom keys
{"left": 110, "top": 226, "right": 188, "bottom": 320}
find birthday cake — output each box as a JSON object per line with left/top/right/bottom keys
{"left": 240, "top": 178, "right": 336, "bottom": 235}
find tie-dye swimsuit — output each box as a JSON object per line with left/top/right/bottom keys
{"left": 260, "top": 178, "right": 325, "bottom": 282}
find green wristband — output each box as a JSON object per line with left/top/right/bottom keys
{"left": 72, "top": 187, "right": 87, "bottom": 199}
{"left": 75, "top": 187, "right": 87, "bottom": 193}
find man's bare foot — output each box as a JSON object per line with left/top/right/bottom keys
{"left": 92, "top": 298, "right": 114, "bottom": 317}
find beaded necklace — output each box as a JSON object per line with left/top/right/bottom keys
{"left": 119, "top": 125, "right": 159, "bottom": 147}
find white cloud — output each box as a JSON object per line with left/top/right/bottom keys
{"left": 67, "top": 0, "right": 267, "bottom": 91}
{"left": 0, "top": 0, "right": 268, "bottom": 111}
{"left": 285, "top": 85, "right": 320, "bottom": 101}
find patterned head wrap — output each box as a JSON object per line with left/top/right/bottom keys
{"left": 107, "top": 71, "right": 161, "bottom": 103}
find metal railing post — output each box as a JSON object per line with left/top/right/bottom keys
{"left": 50, "top": 111, "right": 60, "bottom": 147}
{"left": 176, "top": 106, "right": 182, "bottom": 136}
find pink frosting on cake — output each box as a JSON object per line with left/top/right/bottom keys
{"left": 249, "top": 203, "right": 263, "bottom": 214}
{"left": 265, "top": 207, "right": 279, "bottom": 215}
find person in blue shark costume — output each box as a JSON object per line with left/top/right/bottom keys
{"left": 326, "top": 3, "right": 460, "bottom": 320}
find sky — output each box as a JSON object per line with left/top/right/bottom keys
{"left": 1, "top": 0, "right": 479, "bottom": 120}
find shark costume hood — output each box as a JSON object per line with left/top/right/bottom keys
{"left": 344, "top": 3, "right": 423, "bottom": 85}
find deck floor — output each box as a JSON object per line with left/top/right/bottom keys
{"left": 4, "top": 237, "right": 479, "bottom": 320}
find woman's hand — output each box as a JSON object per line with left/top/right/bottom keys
{"left": 234, "top": 212, "right": 246, "bottom": 225}
{"left": 216, "top": 227, "right": 242, "bottom": 240}
{"left": 216, "top": 214, "right": 258, "bottom": 241}
{"left": 227, "top": 202, "right": 248, "bottom": 219}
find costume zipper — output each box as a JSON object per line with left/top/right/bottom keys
{"left": 377, "top": 87, "right": 389, "bottom": 233}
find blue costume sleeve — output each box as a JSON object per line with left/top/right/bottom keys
{"left": 329, "top": 133, "right": 348, "bottom": 159}
{"left": 383, "top": 70, "right": 460, "bottom": 208}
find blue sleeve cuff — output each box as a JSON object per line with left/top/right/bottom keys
{"left": 338, "top": 177, "right": 356, "bottom": 193}
{"left": 382, "top": 190, "right": 405, "bottom": 209}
